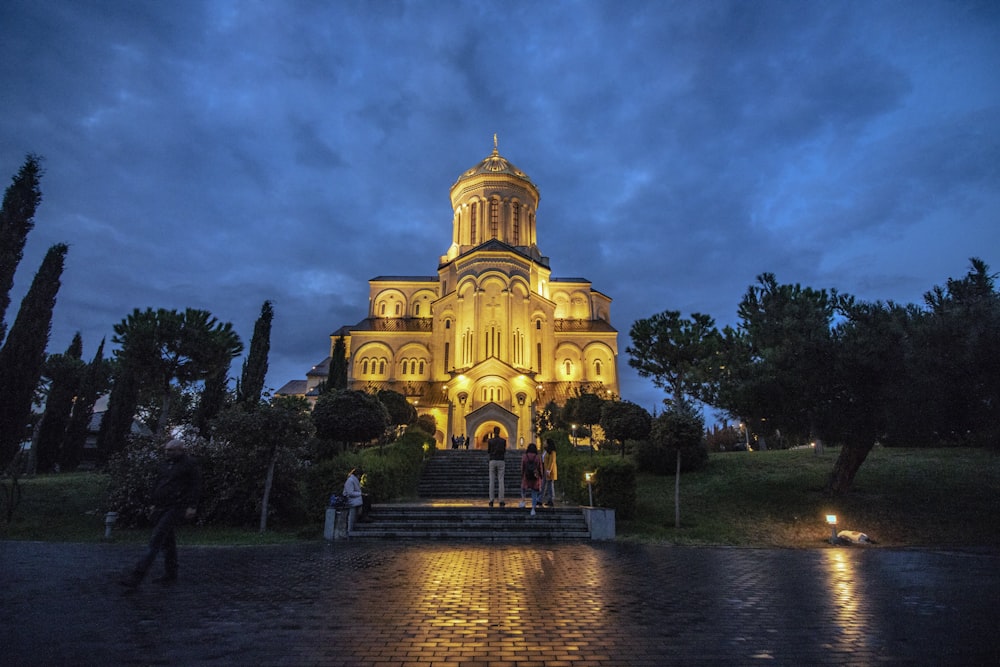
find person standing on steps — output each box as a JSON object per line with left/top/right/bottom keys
{"left": 487, "top": 426, "right": 506, "bottom": 508}
{"left": 521, "top": 442, "right": 544, "bottom": 516}
{"left": 541, "top": 438, "right": 558, "bottom": 506}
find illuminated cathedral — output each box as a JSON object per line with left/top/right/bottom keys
{"left": 278, "top": 138, "right": 619, "bottom": 449}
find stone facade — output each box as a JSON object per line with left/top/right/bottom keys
{"left": 279, "top": 139, "right": 619, "bottom": 449}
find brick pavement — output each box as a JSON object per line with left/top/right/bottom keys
{"left": 1, "top": 539, "right": 997, "bottom": 666}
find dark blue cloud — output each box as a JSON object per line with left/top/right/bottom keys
{"left": 1, "top": 0, "right": 997, "bottom": 415}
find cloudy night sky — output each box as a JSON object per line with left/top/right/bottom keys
{"left": 1, "top": 0, "right": 998, "bottom": 417}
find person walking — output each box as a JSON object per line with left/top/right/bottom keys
{"left": 487, "top": 426, "right": 506, "bottom": 508}
{"left": 119, "top": 439, "right": 201, "bottom": 588}
{"left": 521, "top": 442, "right": 543, "bottom": 516}
{"left": 541, "top": 438, "right": 558, "bottom": 506}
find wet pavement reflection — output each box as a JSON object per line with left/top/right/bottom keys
{"left": 2, "top": 540, "right": 997, "bottom": 665}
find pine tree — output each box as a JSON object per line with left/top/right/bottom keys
{"left": 237, "top": 300, "right": 273, "bottom": 409}
{"left": 35, "top": 333, "right": 84, "bottom": 472}
{"left": 0, "top": 155, "right": 43, "bottom": 344}
{"left": 63, "top": 338, "right": 110, "bottom": 470}
{"left": 0, "top": 243, "right": 68, "bottom": 470}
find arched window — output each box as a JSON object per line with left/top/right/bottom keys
{"left": 512, "top": 201, "right": 520, "bottom": 244}
{"left": 564, "top": 359, "right": 573, "bottom": 377}
{"left": 445, "top": 320, "right": 451, "bottom": 329}
{"left": 379, "top": 360, "right": 385, "bottom": 375}
{"left": 470, "top": 202, "right": 477, "bottom": 244}
{"left": 414, "top": 304, "right": 420, "bottom": 316}
{"left": 394, "top": 303, "right": 401, "bottom": 316}
{"left": 362, "top": 359, "right": 369, "bottom": 375}
{"left": 379, "top": 303, "right": 386, "bottom": 316}
{"left": 418, "top": 360, "right": 425, "bottom": 374}
{"left": 402, "top": 360, "right": 409, "bottom": 375}
{"left": 535, "top": 319, "right": 541, "bottom": 330}
{"left": 595, "top": 360, "right": 602, "bottom": 376}
{"left": 489, "top": 199, "right": 499, "bottom": 239}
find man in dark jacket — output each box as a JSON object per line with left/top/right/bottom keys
{"left": 120, "top": 439, "right": 201, "bottom": 588}
{"left": 487, "top": 426, "right": 506, "bottom": 508}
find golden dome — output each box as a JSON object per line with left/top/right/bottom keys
{"left": 452, "top": 134, "right": 534, "bottom": 188}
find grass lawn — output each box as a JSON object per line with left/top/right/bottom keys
{"left": 625, "top": 446, "right": 1000, "bottom": 548}
{"left": 2, "top": 447, "right": 998, "bottom": 547}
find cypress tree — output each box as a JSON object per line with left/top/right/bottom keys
{"left": 0, "top": 154, "right": 43, "bottom": 344}
{"left": 35, "top": 332, "right": 84, "bottom": 472}
{"left": 328, "top": 334, "right": 348, "bottom": 392}
{"left": 0, "top": 243, "right": 68, "bottom": 470}
{"left": 237, "top": 300, "right": 273, "bottom": 409}
{"left": 195, "top": 367, "right": 229, "bottom": 436}
{"left": 96, "top": 360, "right": 139, "bottom": 460}
{"left": 63, "top": 338, "right": 110, "bottom": 470}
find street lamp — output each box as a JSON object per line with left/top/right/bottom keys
{"left": 826, "top": 514, "right": 838, "bottom": 544}
{"left": 572, "top": 424, "right": 577, "bottom": 447}
{"left": 584, "top": 471, "right": 594, "bottom": 506}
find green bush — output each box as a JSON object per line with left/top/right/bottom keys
{"left": 559, "top": 448, "right": 637, "bottom": 520}
{"left": 106, "top": 433, "right": 307, "bottom": 528}
{"left": 302, "top": 431, "right": 429, "bottom": 513}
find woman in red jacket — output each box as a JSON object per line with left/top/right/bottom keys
{"left": 520, "top": 442, "right": 544, "bottom": 516}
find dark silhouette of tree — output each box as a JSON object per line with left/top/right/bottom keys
{"left": 715, "top": 273, "right": 837, "bottom": 449}
{"left": 35, "top": 333, "right": 84, "bottom": 472}
{"left": 211, "top": 396, "right": 314, "bottom": 532}
{"left": 99, "top": 308, "right": 242, "bottom": 453}
{"left": 312, "top": 389, "right": 389, "bottom": 454}
{"left": 63, "top": 338, "right": 110, "bottom": 469}
{"left": 0, "top": 243, "right": 67, "bottom": 472}
{"left": 97, "top": 360, "right": 140, "bottom": 460}
{"left": 378, "top": 389, "right": 417, "bottom": 435}
{"left": 194, "top": 367, "right": 230, "bottom": 437}
{"left": 627, "top": 310, "right": 722, "bottom": 408}
{"left": 0, "top": 154, "right": 43, "bottom": 343}
{"left": 600, "top": 400, "right": 651, "bottom": 457}
{"left": 327, "top": 334, "right": 348, "bottom": 392}
{"left": 237, "top": 300, "right": 273, "bottom": 409}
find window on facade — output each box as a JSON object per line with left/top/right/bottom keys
{"left": 379, "top": 360, "right": 385, "bottom": 374}
{"left": 444, "top": 342, "right": 450, "bottom": 370}
{"left": 414, "top": 304, "right": 420, "bottom": 316}
{"left": 445, "top": 320, "right": 451, "bottom": 329}
{"left": 394, "top": 303, "right": 401, "bottom": 316}
{"left": 470, "top": 202, "right": 477, "bottom": 244}
{"left": 595, "top": 360, "right": 602, "bottom": 376}
{"left": 564, "top": 360, "right": 572, "bottom": 377}
{"left": 402, "top": 360, "right": 409, "bottom": 375}
{"left": 535, "top": 319, "right": 541, "bottom": 330}
{"left": 418, "top": 360, "right": 424, "bottom": 374}
{"left": 512, "top": 202, "right": 520, "bottom": 244}
{"left": 380, "top": 303, "right": 386, "bottom": 316}
{"left": 489, "top": 200, "right": 499, "bottom": 239}
{"left": 362, "top": 359, "right": 369, "bottom": 375}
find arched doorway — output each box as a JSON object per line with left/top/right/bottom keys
{"left": 464, "top": 403, "right": 518, "bottom": 450}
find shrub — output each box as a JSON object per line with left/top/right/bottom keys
{"left": 636, "top": 406, "right": 708, "bottom": 475}
{"left": 106, "top": 432, "right": 308, "bottom": 528}
{"left": 559, "top": 447, "right": 637, "bottom": 520}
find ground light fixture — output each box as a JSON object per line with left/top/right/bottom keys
{"left": 585, "top": 471, "right": 594, "bottom": 506}
{"left": 826, "top": 514, "right": 838, "bottom": 544}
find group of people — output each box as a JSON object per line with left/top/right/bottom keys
{"left": 450, "top": 433, "right": 468, "bottom": 449}
{"left": 120, "top": 428, "right": 556, "bottom": 590}
{"left": 487, "top": 426, "right": 558, "bottom": 516}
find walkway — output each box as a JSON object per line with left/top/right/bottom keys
{"left": 2, "top": 540, "right": 997, "bottom": 665}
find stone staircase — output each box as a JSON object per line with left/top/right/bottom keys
{"left": 416, "top": 449, "right": 522, "bottom": 498}
{"left": 346, "top": 449, "right": 594, "bottom": 541}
